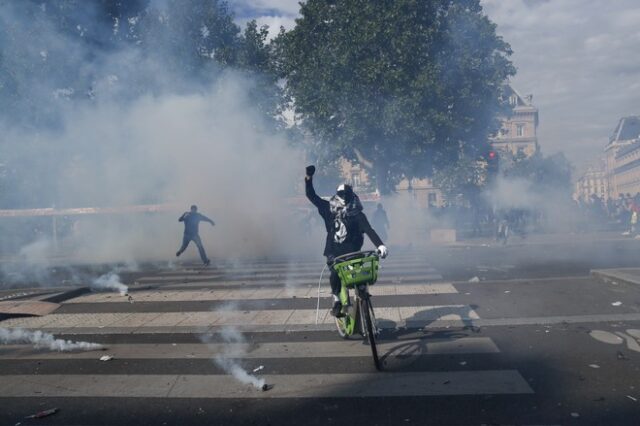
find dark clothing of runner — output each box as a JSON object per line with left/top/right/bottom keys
{"left": 180, "top": 212, "right": 214, "bottom": 236}
{"left": 176, "top": 211, "right": 214, "bottom": 263}
{"left": 177, "top": 234, "right": 208, "bottom": 263}
{"left": 372, "top": 208, "right": 389, "bottom": 242}
{"left": 305, "top": 177, "right": 384, "bottom": 296}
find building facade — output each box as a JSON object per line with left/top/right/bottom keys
{"left": 604, "top": 116, "right": 640, "bottom": 198}
{"left": 490, "top": 85, "right": 539, "bottom": 158}
{"left": 574, "top": 163, "right": 608, "bottom": 202}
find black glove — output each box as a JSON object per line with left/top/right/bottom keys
{"left": 306, "top": 165, "right": 316, "bottom": 177}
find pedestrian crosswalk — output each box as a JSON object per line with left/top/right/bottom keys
{"left": 0, "top": 254, "right": 534, "bottom": 416}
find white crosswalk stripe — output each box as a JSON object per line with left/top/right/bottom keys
{"left": 0, "top": 371, "right": 533, "bottom": 398}
{"left": 0, "top": 254, "right": 534, "bottom": 403}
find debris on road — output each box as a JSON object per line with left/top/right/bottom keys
{"left": 25, "top": 408, "right": 58, "bottom": 419}
{"left": 99, "top": 355, "right": 113, "bottom": 361}
{"left": 459, "top": 361, "right": 467, "bottom": 366}
{"left": 262, "top": 383, "right": 273, "bottom": 391}
{"left": 617, "top": 351, "right": 629, "bottom": 360}
{"left": 468, "top": 276, "right": 480, "bottom": 283}
{"left": 504, "top": 290, "right": 511, "bottom": 294}
{"left": 253, "top": 365, "right": 264, "bottom": 373}
{"left": 627, "top": 395, "right": 637, "bottom": 402}
{"left": 570, "top": 412, "right": 580, "bottom": 418}
{"left": 589, "top": 364, "right": 600, "bottom": 369}
{"left": 612, "top": 301, "right": 622, "bottom": 306}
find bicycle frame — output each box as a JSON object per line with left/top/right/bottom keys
{"left": 336, "top": 283, "right": 372, "bottom": 336}
{"left": 330, "top": 251, "right": 382, "bottom": 369}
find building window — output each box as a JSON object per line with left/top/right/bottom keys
{"left": 516, "top": 124, "right": 525, "bottom": 137}
{"left": 428, "top": 192, "right": 437, "bottom": 206}
{"left": 509, "top": 95, "right": 517, "bottom": 106}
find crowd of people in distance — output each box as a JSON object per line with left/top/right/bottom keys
{"left": 576, "top": 193, "right": 640, "bottom": 237}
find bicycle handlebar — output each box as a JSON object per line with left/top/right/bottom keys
{"left": 330, "top": 250, "right": 379, "bottom": 265}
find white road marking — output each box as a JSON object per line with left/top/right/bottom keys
{"left": 0, "top": 371, "right": 533, "bottom": 398}
{"left": 0, "top": 337, "right": 500, "bottom": 360}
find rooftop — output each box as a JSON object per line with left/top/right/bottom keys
{"left": 609, "top": 116, "right": 640, "bottom": 145}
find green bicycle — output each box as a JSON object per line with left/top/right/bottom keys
{"left": 330, "top": 250, "right": 382, "bottom": 371}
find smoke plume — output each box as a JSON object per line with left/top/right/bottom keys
{"left": 92, "top": 272, "right": 128, "bottom": 296}
{"left": 0, "top": 327, "right": 103, "bottom": 351}
{"left": 202, "top": 325, "right": 265, "bottom": 390}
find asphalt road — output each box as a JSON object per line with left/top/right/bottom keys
{"left": 2, "top": 236, "right": 640, "bottom": 425}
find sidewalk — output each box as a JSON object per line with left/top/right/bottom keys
{"left": 451, "top": 231, "right": 635, "bottom": 247}
{"left": 591, "top": 268, "right": 640, "bottom": 286}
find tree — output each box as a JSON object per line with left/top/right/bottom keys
{"left": 235, "top": 20, "right": 286, "bottom": 130}
{"left": 433, "top": 154, "right": 485, "bottom": 203}
{"left": 135, "top": 0, "right": 240, "bottom": 77}
{"left": 276, "top": 0, "right": 514, "bottom": 194}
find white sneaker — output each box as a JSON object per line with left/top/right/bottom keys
{"left": 622, "top": 231, "right": 631, "bottom": 236}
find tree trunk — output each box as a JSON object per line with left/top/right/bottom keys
{"left": 374, "top": 162, "right": 394, "bottom": 196}
{"left": 354, "top": 148, "right": 394, "bottom": 195}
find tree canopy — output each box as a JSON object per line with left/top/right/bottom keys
{"left": 276, "top": 0, "right": 515, "bottom": 194}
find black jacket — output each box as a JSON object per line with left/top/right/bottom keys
{"left": 305, "top": 177, "right": 383, "bottom": 257}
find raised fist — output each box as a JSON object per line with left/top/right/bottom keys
{"left": 306, "top": 165, "right": 316, "bottom": 177}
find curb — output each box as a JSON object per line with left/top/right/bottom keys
{"left": 591, "top": 269, "right": 640, "bottom": 286}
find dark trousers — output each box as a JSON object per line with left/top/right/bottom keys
{"left": 329, "top": 265, "right": 341, "bottom": 296}
{"left": 177, "top": 234, "right": 208, "bottom": 263}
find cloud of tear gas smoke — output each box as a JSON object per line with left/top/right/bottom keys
{"left": 485, "top": 173, "right": 576, "bottom": 232}
{"left": 0, "top": 327, "right": 103, "bottom": 351}
{"left": 201, "top": 325, "right": 265, "bottom": 390}
{"left": 0, "top": 2, "right": 319, "bottom": 287}
{"left": 92, "top": 272, "right": 128, "bottom": 296}
{"left": 488, "top": 176, "right": 539, "bottom": 210}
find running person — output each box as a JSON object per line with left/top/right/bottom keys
{"left": 175, "top": 205, "right": 215, "bottom": 265}
{"left": 304, "top": 165, "right": 388, "bottom": 316}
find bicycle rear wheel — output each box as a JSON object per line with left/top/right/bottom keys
{"left": 359, "top": 297, "right": 381, "bottom": 370}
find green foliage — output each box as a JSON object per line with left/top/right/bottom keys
{"left": 235, "top": 20, "right": 286, "bottom": 130}
{"left": 137, "top": 0, "right": 240, "bottom": 76}
{"left": 433, "top": 155, "right": 485, "bottom": 201}
{"left": 276, "top": 0, "right": 515, "bottom": 194}
{"left": 0, "top": 0, "right": 287, "bottom": 208}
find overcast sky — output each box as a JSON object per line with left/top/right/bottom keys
{"left": 230, "top": 0, "right": 640, "bottom": 172}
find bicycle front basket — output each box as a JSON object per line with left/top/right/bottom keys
{"left": 333, "top": 255, "right": 379, "bottom": 288}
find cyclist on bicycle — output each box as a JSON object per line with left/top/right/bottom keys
{"left": 304, "top": 165, "right": 388, "bottom": 316}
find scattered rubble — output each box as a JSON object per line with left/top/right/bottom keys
{"left": 25, "top": 408, "right": 58, "bottom": 419}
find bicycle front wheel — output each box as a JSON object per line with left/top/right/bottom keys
{"left": 359, "top": 297, "right": 381, "bottom": 371}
